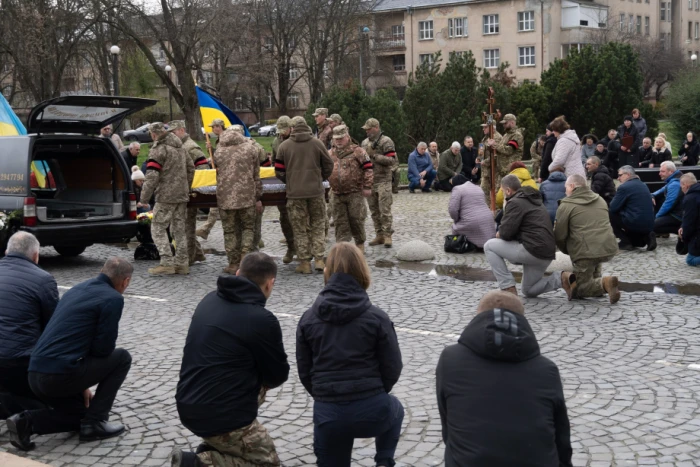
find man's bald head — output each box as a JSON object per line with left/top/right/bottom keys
{"left": 477, "top": 290, "right": 524, "bottom": 315}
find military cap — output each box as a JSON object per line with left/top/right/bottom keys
{"left": 499, "top": 114, "right": 517, "bottom": 124}
{"left": 167, "top": 120, "right": 186, "bottom": 131}
{"left": 277, "top": 115, "right": 292, "bottom": 130}
{"left": 332, "top": 124, "right": 349, "bottom": 140}
{"left": 290, "top": 116, "right": 307, "bottom": 126}
{"left": 149, "top": 122, "right": 167, "bottom": 134}
{"left": 209, "top": 118, "right": 225, "bottom": 128}
{"left": 361, "top": 118, "right": 380, "bottom": 130}
{"left": 329, "top": 114, "right": 343, "bottom": 123}
{"left": 228, "top": 124, "right": 244, "bottom": 134}
{"left": 312, "top": 108, "right": 328, "bottom": 117}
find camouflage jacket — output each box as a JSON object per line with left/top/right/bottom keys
{"left": 329, "top": 143, "right": 373, "bottom": 195}
{"left": 214, "top": 129, "right": 263, "bottom": 210}
{"left": 480, "top": 130, "right": 502, "bottom": 166}
{"left": 141, "top": 132, "right": 194, "bottom": 204}
{"left": 530, "top": 140, "right": 542, "bottom": 162}
{"left": 361, "top": 133, "right": 397, "bottom": 184}
{"left": 250, "top": 139, "right": 270, "bottom": 167}
{"left": 271, "top": 134, "right": 290, "bottom": 164}
{"left": 494, "top": 127, "right": 525, "bottom": 167}
{"left": 316, "top": 121, "right": 333, "bottom": 149}
{"left": 181, "top": 134, "right": 210, "bottom": 170}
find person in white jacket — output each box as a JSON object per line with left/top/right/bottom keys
{"left": 548, "top": 116, "right": 586, "bottom": 178}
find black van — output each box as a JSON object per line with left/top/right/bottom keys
{"left": 0, "top": 96, "right": 156, "bottom": 256}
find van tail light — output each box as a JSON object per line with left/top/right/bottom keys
{"left": 128, "top": 192, "right": 137, "bottom": 220}
{"left": 23, "top": 197, "right": 37, "bottom": 227}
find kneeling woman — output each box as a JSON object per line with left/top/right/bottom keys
{"left": 296, "top": 242, "right": 404, "bottom": 467}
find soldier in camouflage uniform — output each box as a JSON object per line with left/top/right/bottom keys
{"left": 168, "top": 120, "right": 209, "bottom": 266}
{"left": 139, "top": 123, "right": 195, "bottom": 275}
{"left": 214, "top": 128, "right": 263, "bottom": 274}
{"left": 487, "top": 114, "right": 524, "bottom": 190}
{"left": 271, "top": 116, "right": 295, "bottom": 263}
{"left": 530, "top": 134, "right": 545, "bottom": 179}
{"left": 197, "top": 118, "right": 226, "bottom": 240}
{"left": 313, "top": 108, "right": 333, "bottom": 149}
{"left": 361, "top": 118, "right": 398, "bottom": 248}
{"left": 479, "top": 123, "right": 503, "bottom": 200}
{"left": 328, "top": 125, "right": 373, "bottom": 251}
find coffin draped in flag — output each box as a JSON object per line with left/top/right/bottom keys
{"left": 196, "top": 86, "right": 250, "bottom": 137}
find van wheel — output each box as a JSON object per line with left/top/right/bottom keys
{"left": 54, "top": 246, "right": 87, "bottom": 257}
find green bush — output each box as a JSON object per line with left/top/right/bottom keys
{"left": 666, "top": 70, "right": 700, "bottom": 137}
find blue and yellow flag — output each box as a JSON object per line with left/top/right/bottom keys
{"left": 196, "top": 86, "right": 250, "bottom": 137}
{"left": 0, "top": 93, "right": 27, "bottom": 136}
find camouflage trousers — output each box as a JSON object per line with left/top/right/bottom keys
{"left": 531, "top": 156, "right": 542, "bottom": 180}
{"left": 220, "top": 206, "right": 256, "bottom": 266}
{"left": 152, "top": 202, "right": 188, "bottom": 267}
{"left": 253, "top": 206, "right": 264, "bottom": 250}
{"left": 368, "top": 182, "right": 394, "bottom": 236}
{"left": 572, "top": 256, "right": 613, "bottom": 298}
{"left": 287, "top": 196, "right": 326, "bottom": 261}
{"left": 186, "top": 207, "right": 205, "bottom": 263}
{"left": 278, "top": 204, "right": 294, "bottom": 250}
{"left": 391, "top": 166, "right": 401, "bottom": 193}
{"left": 200, "top": 208, "right": 220, "bottom": 236}
{"left": 333, "top": 192, "right": 367, "bottom": 244}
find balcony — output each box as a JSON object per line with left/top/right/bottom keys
{"left": 372, "top": 33, "right": 406, "bottom": 54}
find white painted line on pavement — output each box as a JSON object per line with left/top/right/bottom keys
{"left": 58, "top": 285, "right": 168, "bottom": 302}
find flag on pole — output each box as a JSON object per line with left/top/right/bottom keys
{"left": 196, "top": 86, "right": 250, "bottom": 137}
{"left": 0, "top": 93, "right": 27, "bottom": 136}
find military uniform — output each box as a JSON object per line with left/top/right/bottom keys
{"left": 141, "top": 124, "right": 195, "bottom": 274}
{"left": 328, "top": 125, "right": 373, "bottom": 247}
{"left": 493, "top": 126, "right": 525, "bottom": 177}
{"left": 271, "top": 121, "right": 295, "bottom": 261}
{"left": 530, "top": 140, "right": 542, "bottom": 179}
{"left": 361, "top": 119, "right": 398, "bottom": 247}
{"left": 480, "top": 129, "right": 502, "bottom": 199}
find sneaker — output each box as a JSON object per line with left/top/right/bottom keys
{"left": 646, "top": 232, "right": 657, "bottom": 251}
{"left": 6, "top": 412, "right": 35, "bottom": 451}
{"left": 148, "top": 265, "right": 176, "bottom": 276}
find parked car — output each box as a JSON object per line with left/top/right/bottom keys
{"left": 258, "top": 124, "right": 277, "bottom": 136}
{"left": 248, "top": 122, "right": 261, "bottom": 133}
{"left": 0, "top": 95, "right": 157, "bottom": 257}
{"left": 123, "top": 123, "right": 153, "bottom": 143}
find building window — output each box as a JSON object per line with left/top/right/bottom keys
{"left": 483, "top": 15, "right": 499, "bottom": 34}
{"left": 159, "top": 48, "right": 165, "bottom": 59}
{"left": 518, "top": 11, "right": 535, "bottom": 31}
{"left": 234, "top": 96, "right": 244, "bottom": 111}
{"left": 204, "top": 48, "right": 210, "bottom": 58}
{"left": 267, "top": 92, "right": 274, "bottom": 109}
{"left": 393, "top": 55, "right": 406, "bottom": 71}
{"left": 518, "top": 46, "right": 535, "bottom": 66}
{"left": 450, "top": 51, "right": 464, "bottom": 58}
{"left": 289, "top": 67, "right": 299, "bottom": 80}
{"left": 629, "top": 14, "right": 634, "bottom": 33}
{"left": 418, "top": 20, "right": 433, "bottom": 40}
{"left": 419, "top": 53, "right": 434, "bottom": 66}
{"left": 484, "top": 49, "right": 500, "bottom": 68}
{"left": 691, "top": 0, "right": 693, "bottom": 9}
{"left": 448, "top": 17, "right": 468, "bottom": 37}
{"left": 83, "top": 78, "right": 92, "bottom": 93}
{"left": 645, "top": 16, "right": 650, "bottom": 35}
{"left": 661, "top": 2, "right": 666, "bottom": 20}
{"left": 667, "top": 2, "right": 671, "bottom": 21}
{"left": 288, "top": 92, "right": 299, "bottom": 109}
{"left": 392, "top": 24, "right": 405, "bottom": 40}
{"left": 696, "top": 0, "right": 699, "bottom": 10}
{"left": 661, "top": 32, "right": 667, "bottom": 49}
{"left": 690, "top": 22, "right": 694, "bottom": 40}
{"left": 620, "top": 13, "right": 625, "bottom": 31}
{"left": 696, "top": 22, "right": 699, "bottom": 39}
{"left": 637, "top": 16, "right": 642, "bottom": 34}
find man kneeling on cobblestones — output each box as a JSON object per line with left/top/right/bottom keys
{"left": 174, "top": 252, "right": 289, "bottom": 467}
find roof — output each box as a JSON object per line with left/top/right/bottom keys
{"left": 373, "top": 0, "right": 474, "bottom": 12}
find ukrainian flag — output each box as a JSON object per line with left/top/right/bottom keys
{"left": 196, "top": 86, "right": 250, "bottom": 137}
{"left": 0, "top": 93, "right": 26, "bottom": 136}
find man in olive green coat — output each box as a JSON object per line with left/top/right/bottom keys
{"left": 554, "top": 174, "right": 620, "bottom": 304}
{"left": 436, "top": 142, "right": 463, "bottom": 192}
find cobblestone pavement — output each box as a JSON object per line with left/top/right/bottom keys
{"left": 2, "top": 191, "right": 700, "bottom": 467}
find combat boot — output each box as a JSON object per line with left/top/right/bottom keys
{"left": 383, "top": 234, "right": 393, "bottom": 248}
{"left": 356, "top": 243, "right": 365, "bottom": 254}
{"left": 602, "top": 276, "right": 621, "bottom": 304}
{"left": 148, "top": 265, "right": 176, "bottom": 276}
{"left": 296, "top": 261, "right": 312, "bottom": 274}
{"left": 369, "top": 235, "right": 384, "bottom": 246}
{"left": 314, "top": 258, "right": 326, "bottom": 271}
{"left": 175, "top": 265, "right": 190, "bottom": 275}
{"left": 283, "top": 248, "right": 295, "bottom": 264}
{"left": 561, "top": 272, "right": 577, "bottom": 301}
{"left": 222, "top": 264, "right": 239, "bottom": 275}
{"left": 190, "top": 252, "right": 206, "bottom": 265}
{"left": 195, "top": 228, "right": 208, "bottom": 240}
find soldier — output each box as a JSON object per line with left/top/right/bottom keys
{"left": 168, "top": 120, "right": 209, "bottom": 266}
{"left": 196, "top": 118, "right": 225, "bottom": 240}
{"left": 361, "top": 118, "right": 398, "bottom": 248}
{"left": 229, "top": 124, "right": 268, "bottom": 251}
{"left": 272, "top": 116, "right": 295, "bottom": 264}
{"left": 486, "top": 114, "right": 524, "bottom": 196}
{"left": 479, "top": 123, "right": 503, "bottom": 200}
{"left": 313, "top": 108, "right": 333, "bottom": 150}
{"left": 139, "top": 123, "right": 195, "bottom": 275}
{"left": 328, "top": 125, "right": 373, "bottom": 251}
{"left": 530, "top": 134, "right": 545, "bottom": 179}
{"left": 275, "top": 118, "right": 334, "bottom": 274}
{"left": 214, "top": 128, "right": 263, "bottom": 274}
{"left": 328, "top": 114, "right": 344, "bottom": 132}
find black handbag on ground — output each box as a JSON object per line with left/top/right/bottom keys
{"left": 444, "top": 234, "right": 476, "bottom": 254}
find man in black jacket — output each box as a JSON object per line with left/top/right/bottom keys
{"left": 7, "top": 258, "right": 133, "bottom": 451}
{"left": 539, "top": 125, "right": 556, "bottom": 182}
{"left": 483, "top": 175, "right": 575, "bottom": 298}
{"left": 120, "top": 142, "right": 140, "bottom": 168}
{"left": 460, "top": 136, "right": 480, "bottom": 183}
{"left": 618, "top": 116, "right": 641, "bottom": 167}
{"left": 600, "top": 129, "right": 621, "bottom": 178}
{"left": 0, "top": 232, "right": 58, "bottom": 419}
{"left": 173, "top": 252, "right": 289, "bottom": 467}
{"left": 437, "top": 290, "right": 572, "bottom": 467}
{"left": 585, "top": 156, "right": 616, "bottom": 205}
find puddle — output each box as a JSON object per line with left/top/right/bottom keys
{"left": 375, "top": 260, "right": 700, "bottom": 297}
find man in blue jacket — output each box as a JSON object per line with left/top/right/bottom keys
{"left": 407, "top": 142, "right": 436, "bottom": 193}
{"left": 0, "top": 232, "right": 58, "bottom": 419}
{"left": 609, "top": 166, "right": 656, "bottom": 251}
{"left": 651, "top": 161, "right": 684, "bottom": 237}
{"left": 6, "top": 257, "right": 133, "bottom": 451}
{"left": 679, "top": 173, "right": 700, "bottom": 266}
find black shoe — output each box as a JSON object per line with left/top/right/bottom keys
{"left": 647, "top": 232, "right": 657, "bottom": 251}
{"left": 6, "top": 412, "right": 35, "bottom": 451}
{"left": 409, "top": 188, "right": 415, "bottom": 193}
{"left": 618, "top": 242, "right": 635, "bottom": 251}
{"left": 79, "top": 420, "right": 125, "bottom": 441}
{"left": 171, "top": 449, "right": 204, "bottom": 467}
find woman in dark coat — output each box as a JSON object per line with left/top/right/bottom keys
{"left": 539, "top": 125, "right": 557, "bottom": 182}
{"left": 679, "top": 132, "right": 700, "bottom": 166}
{"left": 640, "top": 137, "right": 672, "bottom": 168}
